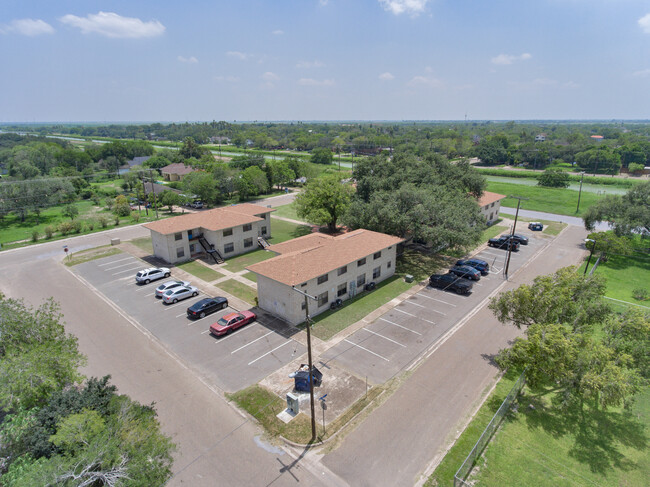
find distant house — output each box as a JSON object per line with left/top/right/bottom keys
{"left": 534, "top": 134, "right": 546, "bottom": 142}
{"left": 590, "top": 135, "right": 604, "bottom": 141}
{"left": 477, "top": 191, "right": 506, "bottom": 224}
{"left": 143, "top": 203, "right": 274, "bottom": 265}
{"left": 118, "top": 156, "right": 151, "bottom": 175}
{"left": 247, "top": 229, "right": 403, "bottom": 325}
{"left": 161, "top": 163, "right": 196, "bottom": 181}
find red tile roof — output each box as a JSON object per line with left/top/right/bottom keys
{"left": 144, "top": 203, "right": 274, "bottom": 235}
{"left": 247, "top": 229, "right": 404, "bottom": 286}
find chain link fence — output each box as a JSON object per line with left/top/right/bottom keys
{"left": 454, "top": 371, "right": 526, "bottom": 487}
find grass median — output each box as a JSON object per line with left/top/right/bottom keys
{"left": 217, "top": 279, "right": 257, "bottom": 306}
{"left": 176, "top": 260, "right": 224, "bottom": 282}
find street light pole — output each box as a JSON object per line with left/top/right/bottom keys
{"left": 292, "top": 286, "right": 317, "bottom": 441}
{"left": 584, "top": 239, "right": 596, "bottom": 276}
{"left": 576, "top": 171, "right": 585, "bottom": 213}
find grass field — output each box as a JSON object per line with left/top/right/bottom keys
{"left": 487, "top": 181, "right": 603, "bottom": 216}
{"left": 270, "top": 202, "right": 301, "bottom": 221}
{"left": 129, "top": 237, "right": 153, "bottom": 254}
{"left": 217, "top": 279, "right": 257, "bottom": 305}
{"left": 176, "top": 260, "right": 224, "bottom": 282}
{"left": 221, "top": 249, "right": 275, "bottom": 273}
{"left": 268, "top": 217, "right": 312, "bottom": 243}
{"left": 470, "top": 386, "right": 649, "bottom": 486}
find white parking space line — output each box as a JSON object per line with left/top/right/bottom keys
{"left": 343, "top": 339, "right": 389, "bottom": 361}
{"left": 104, "top": 262, "right": 139, "bottom": 271}
{"left": 421, "top": 317, "right": 437, "bottom": 325}
{"left": 162, "top": 299, "right": 195, "bottom": 311}
{"left": 394, "top": 308, "right": 416, "bottom": 317}
{"left": 361, "top": 328, "right": 406, "bottom": 347}
{"left": 417, "top": 294, "right": 456, "bottom": 307}
{"left": 480, "top": 251, "right": 504, "bottom": 259}
{"left": 112, "top": 266, "right": 143, "bottom": 276}
{"left": 213, "top": 323, "right": 259, "bottom": 343}
{"left": 186, "top": 310, "right": 230, "bottom": 325}
{"left": 98, "top": 257, "right": 132, "bottom": 266}
{"left": 248, "top": 340, "right": 292, "bottom": 366}
{"left": 407, "top": 301, "right": 426, "bottom": 308}
{"left": 427, "top": 307, "right": 447, "bottom": 316}
{"left": 379, "top": 317, "right": 422, "bottom": 335}
{"left": 200, "top": 330, "right": 210, "bottom": 335}
{"left": 231, "top": 331, "right": 274, "bottom": 354}
{"left": 145, "top": 293, "right": 155, "bottom": 297}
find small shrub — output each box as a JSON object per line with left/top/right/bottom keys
{"left": 80, "top": 189, "right": 93, "bottom": 199}
{"left": 131, "top": 212, "right": 140, "bottom": 222}
{"left": 91, "top": 192, "right": 102, "bottom": 205}
{"left": 632, "top": 288, "right": 649, "bottom": 301}
{"left": 71, "top": 220, "right": 83, "bottom": 233}
{"left": 86, "top": 220, "right": 95, "bottom": 231}
{"left": 628, "top": 163, "right": 645, "bottom": 176}
{"left": 114, "top": 215, "right": 120, "bottom": 226}
{"left": 105, "top": 197, "right": 115, "bottom": 211}
{"left": 31, "top": 230, "right": 39, "bottom": 242}
{"left": 58, "top": 221, "right": 74, "bottom": 235}
{"left": 98, "top": 215, "right": 108, "bottom": 228}
{"left": 44, "top": 226, "right": 54, "bottom": 239}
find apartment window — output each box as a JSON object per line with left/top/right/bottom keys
{"left": 176, "top": 247, "right": 185, "bottom": 258}
{"left": 174, "top": 232, "right": 182, "bottom": 241}
{"left": 387, "top": 261, "right": 392, "bottom": 269}
{"left": 223, "top": 228, "right": 233, "bottom": 237}
{"left": 337, "top": 282, "right": 347, "bottom": 297}
{"left": 373, "top": 251, "right": 381, "bottom": 260}
{"left": 317, "top": 291, "right": 328, "bottom": 308}
{"left": 243, "top": 223, "right": 252, "bottom": 232}
{"left": 373, "top": 267, "right": 381, "bottom": 279}
{"left": 489, "top": 213, "right": 494, "bottom": 221}
{"left": 357, "top": 274, "right": 366, "bottom": 287}
{"left": 224, "top": 242, "right": 234, "bottom": 253}
{"left": 491, "top": 202, "right": 495, "bottom": 208}
{"left": 357, "top": 258, "right": 366, "bottom": 267}
{"left": 317, "top": 274, "right": 328, "bottom": 285}
{"left": 337, "top": 266, "right": 347, "bottom": 276}
{"left": 244, "top": 237, "right": 253, "bottom": 248}
{"left": 301, "top": 301, "right": 307, "bottom": 310}
{"left": 261, "top": 226, "right": 267, "bottom": 235}
{"left": 189, "top": 244, "right": 195, "bottom": 253}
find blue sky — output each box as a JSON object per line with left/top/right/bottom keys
{"left": 1, "top": 0, "right": 649, "bottom": 122}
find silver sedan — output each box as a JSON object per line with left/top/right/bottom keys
{"left": 162, "top": 285, "right": 199, "bottom": 304}
{"left": 155, "top": 280, "right": 191, "bottom": 298}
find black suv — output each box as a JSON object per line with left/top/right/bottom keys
{"left": 456, "top": 259, "right": 490, "bottom": 276}
{"left": 429, "top": 273, "right": 473, "bottom": 295}
{"left": 508, "top": 234, "right": 529, "bottom": 245}
{"left": 187, "top": 297, "right": 228, "bottom": 319}
{"left": 488, "top": 236, "right": 520, "bottom": 251}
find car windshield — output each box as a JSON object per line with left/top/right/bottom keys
{"left": 137, "top": 271, "right": 144, "bottom": 277}
{"left": 164, "top": 289, "right": 174, "bottom": 295}
{"left": 216, "top": 318, "right": 229, "bottom": 326}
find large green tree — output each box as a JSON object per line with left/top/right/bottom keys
{"left": 295, "top": 175, "right": 353, "bottom": 232}
{"left": 182, "top": 171, "right": 218, "bottom": 204}
{"left": 583, "top": 180, "right": 650, "bottom": 236}
{"left": 310, "top": 147, "right": 333, "bottom": 165}
{"left": 537, "top": 168, "right": 569, "bottom": 188}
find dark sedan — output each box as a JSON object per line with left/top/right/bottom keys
{"left": 456, "top": 258, "right": 490, "bottom": 275}
{"left": 449, "top": 265, "right": 481, "bottom": 281}
{"left": 186, "top": 297, "right": 228, "bottom": 319}
{"left": 429, "top": 273, "right": 473, "bottom": 295}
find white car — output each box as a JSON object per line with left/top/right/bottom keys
{"left": 161, "top": 285, "right": 199, "bottom": 304}
{"left": 155, "top": 280, "right": 191, "bottom": 298}
{"left": 135, "top": 267, "right": 171, "bottom": 284}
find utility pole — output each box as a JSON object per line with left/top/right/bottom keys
{"left": 292, "top": 286, "right": 318, "bottom": 441}
{"left": 576, "top": 171, "right": 585, "bottom": 213}
{"left": 140, "top": 172, "right": 148, "bottom": 216}
{"left": 504, "top": 195, "right": 528, "bottom": 278}
{"left": 148, "top": 169, "right": 159, "bottom": 220}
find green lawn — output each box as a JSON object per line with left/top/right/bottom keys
{"left": 310, "top": 275, "right": 414, "bottom": 341}
{"left": 176, "top": 260, "right": 224, "bottom": 282}
{"left": 270, "top": 202, "right": 301, "bottom": 221}
{"left": 241, "top": 271, "right": 257, "bottom": 282}
{"left": 217, "top": 279, "right": 257, "bottom": 305}
{"left": 469, "top": 386, "right": 649, "bottom": 486}
{"left": 269, "top": 217, "right": 312, "bottom": 243}
{"left": 222, "top": 249, "right": 275, "bottom": 273}
{"left": 487, "top": 181, "right": 603, "bottom": 217}
{"left": 129, "top": 237, "right": 153, "bottom": 254}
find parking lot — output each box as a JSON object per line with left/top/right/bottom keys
{"left": 74, "top": 255, "right": 306, "bottom": 392}
{"left": 321, "top": 231, "right": 547, "bottom": 384}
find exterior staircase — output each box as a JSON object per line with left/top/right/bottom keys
{"left": 198, "top": 236, "right": 224, "bottom": 264}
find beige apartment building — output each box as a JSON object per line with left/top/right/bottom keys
{"left": 143, "top": 203, "right": 274, "bottom": 264}
{"left": 477, "top": 191, "right": 506, "bottom": 224}
{"left": 247, "top": 229, "right": 404, "bottom": 325}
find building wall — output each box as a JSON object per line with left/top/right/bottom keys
{"left": 256, "top": 245, "right": 398, "bottom": 325}
{"left": 480, "top": 200, "right": 502, "bottom": 225}
{"left": 151, "top": 230, "right": 176, "bottom": 264}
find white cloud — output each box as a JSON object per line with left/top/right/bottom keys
{"left": 214, "top": 75, "right": 240, "bottom": 82}
{"left": 60, "top": 11, "right": 164, "bottom": 38}
{"left": 379, "top": 72, "right": 395, "bottom": 81}
{"left": 296, "top": 60, "right": 325, "bottom": 68}
{"left": 227, "top": 51, "right": 250, "bottom": 60}
{"left": 272, "top": 29, "right": 284, "bottom": 35}
{"left": 178, "top": 56, "right": 198, "bottom": 64}
{"left": 633, "top": 68, "right": 650, "bottom": 77}
{"left": 319, "top": 0, "right": 329, "bottom": 6}
{"left": 639, "top": 13, "right": 650, "bottom": 33}
{"left": 407, "top": 75, "right": 443, "bottom": 88}
{"left": 1, "top": 18, "right": 55, "bottom": 36}
{"left": 262, "top": 72, "right": 280, "bottom": 81}
{"left": 491, "top": 52, "right": 532, "bottom": 65}
{"left": 298, "top": 78, "right": 335, "bottom": 86}
{"left": 379, "top": 0, "right": 430, "bottom": 16}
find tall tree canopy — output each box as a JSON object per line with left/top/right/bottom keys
{"left": 583, "top": 180, "right": 650, "bottom": 236}
{"left": 295, "top": 175, "right": 353, "bottom": 232}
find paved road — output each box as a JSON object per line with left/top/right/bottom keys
{"left": 321, "top": 225, "right": 590, "bottom": 487}
{"left": 499, "top": 206, "right": 609, "bottom": 231}
{"left": 0, "top": 225, "right": 326, "bottom": 486}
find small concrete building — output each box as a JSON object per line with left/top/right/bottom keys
{"left": 247, "top": 229, "right": 404, "bottom": 325}
{"left": 478, "top": 191, "right": 506, "bottom": 224}
{"left": 161, "top": 163, "right": 196, "bottom": 181}
{"left": 143, "top": 203, "right": 274, "bottom": 265}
